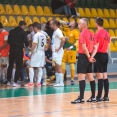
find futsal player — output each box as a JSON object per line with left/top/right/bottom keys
{"left": 50, "top": 19, "right": 65, "bottom": 87}
{"left": 25, "top": 22, "right": 47, "bottom": 87}
{"left": 71, "top": 18, "right": 97, "bottom": 103}
{"left": 94, "top": 18, "right": 110, "bottom": 102}
{"left": 62, "top": 21, "right": 79, "bottom": 85}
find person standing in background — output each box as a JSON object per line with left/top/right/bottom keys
{"left": 7, "top": 21, "right": 28, "bottom": 87}
{"left": 0, "top": 22, "right": 9, "bottom": 84}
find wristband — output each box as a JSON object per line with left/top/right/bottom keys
{"left": 29, "top": 52, "right": 32, "bottom": 55}
{"left": 69, "top": 46, "right": 74, "bottom": 49}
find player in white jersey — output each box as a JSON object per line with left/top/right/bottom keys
{"left": 25, "top": 22, "right": 47, "bottom": 87}
{"left": 50, "top": 19, "right": 65, "bottom": 87}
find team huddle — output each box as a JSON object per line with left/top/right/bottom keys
{"left": 0, "top": 17, "right": 110, "bottom": 103}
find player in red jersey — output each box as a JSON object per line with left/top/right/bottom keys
{"left": 94, "top": 18, "right": 110, "bottom": 102}
{"left": 71, "top": 18, "right": 97, "bottom": 104}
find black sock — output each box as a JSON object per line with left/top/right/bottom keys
{"left": 79, "top": 80, "right": 86, "bottom": 99}
{"left": 97, "top": 79, "right": 103, "bottom": 98}
{"left": 104, "top": 78, "right": 109, "bottom": 97}
{"left": 90, "top": 80, "right": 95, "bottom": 98}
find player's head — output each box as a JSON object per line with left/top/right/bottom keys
{"left": 95, "top": 17, "right": 103, "bottom": 28}
{"left": 19, "top": 21, "right": 27, "bottom": 30}
{"left": 69, "top": 21, "right": 78, "bottom": 29}
{"left": 28, "top": 24, "right": 33, "bottom": 32}
{"left": 78, "top": 18, "right": 88, "bottom": 31}
{"left": 50, "top": 19, "right": 59, "bottom": 30}
{"left": 33, "top": 22, "right": 41, "bottom": 33}
{"left": 0, "top": 22, "right": 3, "bottom": 32}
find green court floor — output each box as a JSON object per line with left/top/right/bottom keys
{"left": 0, "top": 82, "right": 117, "bottom": 98}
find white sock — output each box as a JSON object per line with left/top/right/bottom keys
{"left": 4, "top": 67, "right": 7, "bottom": 78}
{"left": 55, "top": 73, "right": 59, "bottom": 83}
{"left": 29, "top": 68, "right": 34, "bottom": 83}
{"left": 34, "top": 69, "right": 38, "bottom": 81}
{"left": 37, "top": 68, "right": 43, "bottom": 83}
{"left": 42, "top": 68, "right": 46, "bottom": 82}
{"left": 12, "top": 68, "right": 16, "bottom": 81}
{"left": 58, "top": 73, "right": 64, "bottom": 84}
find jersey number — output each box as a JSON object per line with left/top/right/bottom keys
{"left": 41, "top": 39, "right": 44, "bottom": 47}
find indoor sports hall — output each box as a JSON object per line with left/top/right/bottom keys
{"left": 0, "top": 0, "right": 117, "bottom": 117}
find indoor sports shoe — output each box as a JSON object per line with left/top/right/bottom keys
{"left": 24, "top": 83, "right": 34, "bottom": 87}
{"left": 59, "top": 83, "right": 64, "bottom": 87}
{"left": 42, "top": 82, "right": 46, "bottom": 86}
{"left": 7, "top": 81, "right": 12, "bottom": 86}
{"left": 53, "top": 83, "right": 60, "bottom": 87}
{"left": 12, "top": 82, "right": 21, "bottom": 87}
{"left": 87, "top": 97, "right": 96, "bottom": 102}
{"left": 102, "top": 97, "right": 109, "bottom": 102}
{"left": 71, "top": 97, "right": 85, "bottom": 104}
{"left": 96, "top": 97, "right": 102, "bottom": 103}
{"left": 71, "top": 80, "right": 74, "bottom": 85}
{"left": 36, "top": 83, "right": 41, "bottom": 87}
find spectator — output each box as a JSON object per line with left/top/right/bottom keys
{"left": 0, "top": 22, "right": 9, "bottom": 84}
{"left": 64, "top": 0, "right": 80, "bottom": 17}
{"left": 7, "top": 21, "right": 28, "bottom": 87}
{"left": 51, "top": 0, "right": 72, "bottom": 17}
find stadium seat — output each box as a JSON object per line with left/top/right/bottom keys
{"left": 89, "top": 18, "right": 95, "bottom": 28}
{"left": 29, "top": 5, "right": 36, "bottom": 15}
{"left": 109, "top": 29, "right": 115, "bottom": 37}
{"left": 25, "top": 16, "right": 32, "bottom": 25}
{"left": 91, "top": 8, "right": 98, "bottom": 17}
{"left": 55, "top": 17, "right": 60, "bottom": 21}
{"left": 0, "top": 15, "right": 9, "bottom": 27}
{"left": 36, "top": 6, "right": 44, "bottom": 16}
{"left": 32, "top": 17, "right": 40, "bottom": 23}
{"left": 115, "top": 9, "right": 117, "bottom": 18}
{"left": 109, "top": 19, "right": 116, "bottom": 28}
{"left": 44, "top": 6, "right": 52, "bottom": 16}
{"left": 89, "top": 29, "right": 94, "bottom": 34}
{"left": 103, "top": 19, "right": 110, "bottom": 28}
{"left": 48, "top": 17, "right": 53, "bottom": 21}
{"left": 115, "top": 41, "right": 117, "bottom": 51}
{"left": 69, "top": 18, "right": 75, "bottom": 22}
{"left": 5, "top": 4, "right": 14, "bottom": 15}
{"left": 40, "top": 17, "right": 47, "bottom": 23}
{"left": 78, "top": 8, "right": 85, "bottom": 17}
{"left": 13, "top": 5, "right": 22, "bottom": 15}
{"left": 8, "top": 16, "right": 18, "bottom": 27}
{"left": 62, "top": 17, "right": 69, "bottom": 22}
{"left": 0, "top": 4, "right": 5, "bottom": 14}
{"left": 110, "top": 9, "right": 116, "bottom": 18}
{"left": 110, "top": 41, "right": 116, "bottom": 52}
{"left": 84, "top": 8, "right": 91, "bottom": 17}
{"left": 115, "top": 30, "right": 117, "bottom": 36}
{"left": 17, "top": 16, "right": 24, "bottom": 25}
{"left": 104, "top": 9, "right": 110, "bottom": 18}
{"left": 21, "top": 5, "right": 29, "bottom": 15}
{"left": 97, "top": 8, "right": 104, "bottom": 17}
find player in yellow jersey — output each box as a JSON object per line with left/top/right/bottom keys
{"left": 62, "top": 21, "right": 79, "bottom": 85}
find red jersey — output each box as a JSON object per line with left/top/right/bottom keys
{"left": 78, "top": 29, "right": 96, "bottom": 54}
{"left": 95, "top": 29, "right": 110, "bottom": 53}
{"left": 64, "top": 0, "right": 75, "bottom": 8}
{"left": 0, "top": 30, "right": 10, "bottom": 57}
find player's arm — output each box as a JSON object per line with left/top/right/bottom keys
{"left": 0, "top": 35, "right": 8, "bottom": 50}
{"left": 45, "top": 56, "right": 52, "bottom": 64}
{"left": 91, "top": 43, "right": 98, "bottom": 58}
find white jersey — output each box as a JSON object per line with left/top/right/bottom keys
{"left": 33, "top": 32, "right": 46, "bottom": 52}
{"left": 27, "top": 31, "right": 35, "bottom": 41}
{"left": 51, "top": 28, "right": 64, "bottom": 52}
{"left": 41, "top": 30, "right": 50, "bottom": 39}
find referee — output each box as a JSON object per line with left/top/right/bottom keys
{"left": 71, "top": 18, "right": 97, "bottom": 104}
{"left": 94, "top": 18, "right": 110, "bottom": 102}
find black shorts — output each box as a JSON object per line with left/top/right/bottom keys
{"left": 94, "top": 53, "right": 108, "bottom": 73}
{"left": 77, "top": 54, "right": 93, "bottom": 74}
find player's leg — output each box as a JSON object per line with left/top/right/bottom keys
{"left": 70, "top": 63, "right": 75, "bottom": 85}
{"left": 42, "top": 67, "right": 47, "bottom": 86}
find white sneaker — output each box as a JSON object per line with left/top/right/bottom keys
{"left": 42, "top": 82, "right": 46, "bottom": 86}
{"left": 7, "top": 81, "right": 12, "bottom": 86}
{"left": 59, "top": 83, "right": 64, "bottom": 87}
{"left": 53, "top": 83, "right": 60, "bottom": 87}
{"left": 12, "top": 82, "right": 21, "bottom": 87}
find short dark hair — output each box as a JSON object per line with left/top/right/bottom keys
{"left": 95, "top": 17, "right": 103, "bottom": 27}
{"left": 0, "top": 22, "right": 3, "bottom": 28}
{"left": 51, "top": 19, "right": 59, "bottom": 26}
{"left": 28, "top": 24, "right": 33, "bottom": 28}
{"left": 19, "top": 21, "right": 27, "bottom": 26}
{"left": 33, "top": 22, "right": 41, "bottom": 30}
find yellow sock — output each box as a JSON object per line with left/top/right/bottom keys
{"left": 70, "top": 63, "right": 75, "bottom": 80}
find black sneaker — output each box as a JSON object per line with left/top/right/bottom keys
{"left": 71, "top": 80, "right": 74, "bottom": 85}
{"left": 96, "top": 97, "right": 102, "bottom": 103}
{"left": 102, "top": 97, "right": 109, "bottom": 102}
{"left": 71, "top": 97, "right": 85, "bottom": 104}
{"left": 87, "top": 97, "right": 96, "bottom": 102}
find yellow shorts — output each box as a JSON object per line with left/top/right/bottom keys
{"left": 62, "top": 49, "right": 76, "bottom": 63}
